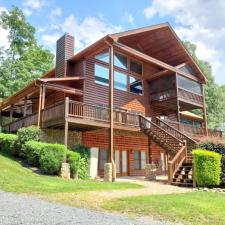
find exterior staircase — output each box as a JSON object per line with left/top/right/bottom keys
{"left": 139, "top": 116, "right": 197, "bottom": 187}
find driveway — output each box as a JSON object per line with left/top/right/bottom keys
{"left": 0, "top": 190, "right": 175, "bottom": 225}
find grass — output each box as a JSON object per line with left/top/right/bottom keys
{"left": 103, "top": 192, "right": 225, "bottom": 225}
{"left": 0, "top": 154, "right": 142, "bottom": 194}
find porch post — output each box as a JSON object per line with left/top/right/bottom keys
{"left": 64, "top": 97, "right": 69, "bottom": 147}
{"left": 202, "top": 85, "right": 208, "bottom": 137}
{"left": 37, "top": 84, "right": 43, "bottom": 128}
{"left": 41, "top": 85, "right": 46, "bottom": 110}
{"left": 148, "top": 136, "right": 152, "bottom": 164}
{"left": 109, "top": 45, "right": 116, "bottom": 182}
{"left": 175, "top": 73, "right": 181, "bottom": 130}
{"left": 23, "top": 96, "right": 27, "bottom": 117}
{"left": 10, "top": 104, "right": 14, "bottom": 122}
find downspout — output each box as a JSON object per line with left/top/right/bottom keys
{"left": 104, "top": 37, "right": 116, "bottom": 182}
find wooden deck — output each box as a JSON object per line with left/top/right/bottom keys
{"left": 3, "top": 99, "right": 140, "bottom": 133}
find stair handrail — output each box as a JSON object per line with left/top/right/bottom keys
{"left": 168, "top": 141, "right": 187, "bottom": 184}
{"left": 155, "top": 117, "right": 197, "bottom": 144}
{"left": 139, "top": 115, "right": 183, "bottom": 143}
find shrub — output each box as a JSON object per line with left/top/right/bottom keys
{"left": 39, "top": 143, "right": 66, "bottom": 175}
{"left": 67, "top": 150, "right": 81, "bottom": 178}
{"left": 198, "top": 138, "right": 225, "bottom": 183}
{"left": 0, "top": 133, "right": 17, "bottom": 155}
{"left": 16, "top": 126, "right": 40, "bottom": 157}
{"left": 23, "top": 141, "right": 44, "bottom": 166}
{"left": 71, "top": 145, "right": 90, "bottom": 179}
{"left": 193, "top": 149, "right": 221, "bottom": 187}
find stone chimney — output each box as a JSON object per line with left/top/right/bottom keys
{"left": 55, "top": 33, "right": 74, "bottom": 77}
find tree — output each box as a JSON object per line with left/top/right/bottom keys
{"left": 0, "top": 6, "right": 54, "bottom": 99}
{"left": 184, "top": 41, "right": 225, "bottom": 129}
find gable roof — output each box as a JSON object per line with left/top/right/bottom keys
{"left": 109, "top": 23, "right": 207, "bottom": 83}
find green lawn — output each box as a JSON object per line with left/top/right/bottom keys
{"left": 103, "top": 192, "right": 225, "bottom": 225}
{"left": 0, "top": 154, "right": 142, "bottom": 193}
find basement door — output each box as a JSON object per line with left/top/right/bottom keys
{"left": 115, "top": 150, "right": 128, "bottom": 176}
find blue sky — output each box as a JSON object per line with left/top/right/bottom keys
{"left": 0, "top": 0, "right": 225, "bottom": 85}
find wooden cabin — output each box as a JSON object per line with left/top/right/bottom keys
{"left": 0, "top": 23, "right": 222, "bottom": 185}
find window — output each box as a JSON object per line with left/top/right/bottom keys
{"left": 177, "top": 75, "right": 202, "bottom": 95}
{"left": 134, "top": 151, "right": 146, "bottom": 170}
{"left": 134, "top": 151, "right": 140, "bottom": 170}
{"left": 130, "top": 60, "right": 142, "bottom": 75}
{"left": 114, "top": 71, "right": 127, "bottom": 91}
{"left": 95, "top": 51, "right": 109, "bottom": 63}
{"left": 129, "top": 76, "right": 143, "bottom": 95}
{"left": 114, "top": 52, "right": 127, "bottom": 69}
{"left": 99, "top": 149, "right": 108, "bottom": 170}
{"left": 95, "top": 64, "right": 109, "bottom": 86}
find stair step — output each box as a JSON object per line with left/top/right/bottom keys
{"left": 172, "top": 182, "right": 193, "bottom": 187}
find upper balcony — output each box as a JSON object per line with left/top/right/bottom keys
{"left": 149, "top": 73, "right": 204, "bottom": 110}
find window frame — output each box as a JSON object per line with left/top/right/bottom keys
{"left": 94, "top": 49, "right": 144, "bottom": 96}
{"left": 134, "top": 150, "right": 146, "bottom": 170}
{"left": 94, "top": 63, "right": 109, "bottom": 86}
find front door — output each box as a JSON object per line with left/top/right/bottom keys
{"left": 115, "top": 150, "right": 128, "bottom": 176}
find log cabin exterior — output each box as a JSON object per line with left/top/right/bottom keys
{"left": 0, "top": 23, "right": 222, "bottom": 185}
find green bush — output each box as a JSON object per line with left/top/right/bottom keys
{"left": 0, "top": 133, "right": 17, "bottom": 155}
{"left": 39, "top": 143, "right": 66, "bottom": 175}
{"left": 193, "top": 149, "right": 221, "bottom": 187}
{"left": 23, "top": 141, "right": 45, "bottom": 166}
{"left": 67, "top": 150, "right": 81, "bottom": 178}
{"left": 16, "top": 126, "right": 40, "bottom": 157}
{"left": 198, "top": 138, "right": 225, "bottom": 183}
{"left": 71, "top": 145, "right": 90, "bottom": 179}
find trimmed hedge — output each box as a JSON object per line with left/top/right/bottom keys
{"left": 39, "top": 143, "right": 66, "bottom": 175}
{"left": 193, "top": 149, "right": 221, "bottom": 187}
{"left": 198, "top": 138, "right": 225, "bottom": 183}
{"left": 67, "top": 150, "right": 81, "bottom": 178}
{"left": 0, "top": 133, "right": 17, "bottom": 155}
{"left": 16, "top": 126, "right": 40, "bottom": 157}
{"left": 23, "top": 141, "right": 44, "bottom": 166}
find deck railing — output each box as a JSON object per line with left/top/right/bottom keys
{"left": 178, "top": 88, "right": 203, "bottom": 106}
{"left": 68, "top": 100, "right": 140, "bottom": 128}
{"left": 168, "top": 143, "right": 187, "bottom": 184}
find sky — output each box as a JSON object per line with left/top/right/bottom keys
{"left": 0, "top": 0, "right": 225, "bottom": 85}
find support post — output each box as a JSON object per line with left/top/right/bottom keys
{"left": 23, "top": 96, "right": 27, "bottom": 117}
{"left": 10, "top": 105, "right": 14, "bottom": 122}
{"left": 175, "top": 73, "right": 181, "bottom": 130}
{"left": 37, "top": 84, "right": 43, "bottom": 128}
{"left": 0, "top": 111, "right": 2, "bottom": 128}
{"left": 41, "top": 85, "right": 46, "bottom": 110}
{"left": 148, "top": 136, "right": 152, "bottom": 164}
{"left": 64, "top": 97, "right": 69, "bottom": 147}
{"left": 109, "top": 46, "right": 116, "bottom": 182}
{"left": 202, "top": 85, "right": 208, "bottom": 137}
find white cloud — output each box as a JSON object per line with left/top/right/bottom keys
{"left": 49, "top": 7, "right": 61, "bottom": 21}
{"left": 143, "top": 0, "right": 225, "bottom": 84}
{"left": 124, "top": 12, "right": 134, "bottom": 24}
{"left": 23, "top": 0, "right": 48, "bottom": 10}
{"left": 61, "top": 14, "right": 122, "bottom": 51}
{"left": 23, "top": 8, "right": 32, "bottom": 16}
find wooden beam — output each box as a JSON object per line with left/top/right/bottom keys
{"left": 23, "top": 97, "right": 27, "bottom": 117}
{"left": 175, "top": 73, "right": 181, "bottom": 130}
{"left": 113, "top": 42, "right": 203, "bottom": 83}
{"left": 43, "top": 83, "right": 83, "bottom": 96}
{"left": 109, "top": 45, "right": 116, "bottom": 182}
{"left": 10, "top": 105, "right": 14, "bottom": 122}
{"left": 39, "top": 76, "right": 85, "bottom": 83}
{"left": 202, "top": 85, "right": 208, "bottom": 136}
{"left": 37, "top": 85, "right": 43, "bottom": 128}
{"left": 64, "top": 97, "right": 69, "bottom": 147}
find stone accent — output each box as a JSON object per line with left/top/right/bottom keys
{"left": 89, "top": 147, "right": 99, "bottom": 179}
{"left": 60, "top": 162, "right": 70, "bottom": 179}
{"left": 145, "top": 164, "right": 157, "bottom": 181}
{"left": 40, "top": 129, "right": 82, "bottom": 148}
{"left": 104, "top": 163, "right": 112, "bottom": 182}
